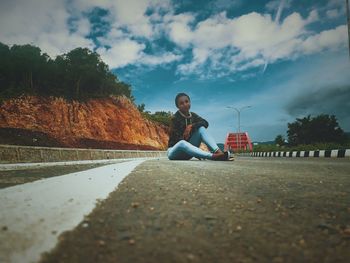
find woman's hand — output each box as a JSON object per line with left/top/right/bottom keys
{"left": 183, "top": 124, "right": 193, "bottom": 140}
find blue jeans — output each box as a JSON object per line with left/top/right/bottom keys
{"left": 167, "top": 126, "right": 220, "bottom": 160}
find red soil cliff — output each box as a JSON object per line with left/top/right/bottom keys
{"left": 0, "top": 96, "right": 169, "bottom": 150}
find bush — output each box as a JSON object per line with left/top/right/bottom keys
{"left": 142, "top": 111, "right": 173, "bottom": 127}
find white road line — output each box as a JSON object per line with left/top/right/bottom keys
{"left": 0, "top": 160, "right": 145, "bottom": 263}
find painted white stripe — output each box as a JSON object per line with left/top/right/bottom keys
{"left": 346, "top": 149, "right": 350, "bottom": 157}
{"left": 300, "top": 151, "right": 305, "bottom": 157}
{"left": 309, "top": 151, "right": 314, "bottom": 157}
{"left": 0, "top": 160, "right": 145, "bottom": 263}
{"left": 331, "top": 150, "right": 338, "bottom": 157}
{"left": 292, "top": 151, "right": 297, "bottom": 157}
{"left": 319, "top": 150, "right": 325, "bottom": 157}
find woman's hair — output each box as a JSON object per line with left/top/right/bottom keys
{"left": 175, "top": 92, "right": 190, "bottom": 107}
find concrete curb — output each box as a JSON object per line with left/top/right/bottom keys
{"left": 0, "top": 144, "right": 167, "bottom": 164}
{"left": 240, "top": 149, "right": 350, "bottom": 158}
{"left": 0, "top": 157, "right": 167, "bottom": 171}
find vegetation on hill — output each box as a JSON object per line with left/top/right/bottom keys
{"left": 0, "top": 42, "right": 133, "bottom": 101}
{"left": 137, "top": 103, "right": 173, "bottom": 127}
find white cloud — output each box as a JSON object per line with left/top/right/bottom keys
{"left": 97, "top": 39, "right": 145, "bottom": 68}
{"left": 174, "top": 11, "right": 303, "bottom": 76}
{"left": 141, "top": 52, "right": 183, "bottom": 65}
{"left": 109, "top": 0, "right": 153, "bottom": 38}
{"left": 305, "top": 9, "right": 319, "bottom": 24}
{"left": 72, "top": 17, "right": 91, "bottom": 37}
{"left": 320, "top": 0, "right": 346, "bottom": 22}
{"left": 0, "top": 0, "right": 347, "bottom": 75}
{"left": 72, "top": 0, "right": 172, "bottom": 39}
{"left": 193, "top": 12, "right": 233, "bottom": 49}
{"left": 73, "top": 0, "right": 180, "bottom": 68}
{"left": 326, "top": 9, "right": 340, "bottom": 19}
{"left": 173, "top": 8, "right": 344, "bottom": 78}
{"left": 165, "top": 13, "right": 195, "bottom": 47}
{"left": 236, "top": 58, "right": 265, "bottom": 72}
{"left": 97, "top": 38, "right": 182, "bottom": 68}
{"left": 0, "top": 0, "right": 182, "bottom": 70}
{"left": 0, "top": 0, "right": 95, "bottom": 57}
{"left": 300, "top": 25, "right": 347, "bottom": 54}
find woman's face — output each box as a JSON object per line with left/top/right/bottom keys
{"left": 177, "top": 95, "right": 191, "bottom": 113}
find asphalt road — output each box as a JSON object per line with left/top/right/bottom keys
{"left": 2, "top": 157, "right": 350, "bottom": 263}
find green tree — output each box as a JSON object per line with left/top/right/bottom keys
{"left": 274, "top": 134, "right": 285, "bottom": 146}
{"left": 137, "top": 103, "right": 145, "bottom": 113}
{"left": 62, "top": 48, "right": 134, "bottom": 100}
{"left": 287, "top": 114, "right": 346, "bottom": 146}
{"left": 0, "top": 42, "right": 134, "bottom": 101}
{"left": 10, "top": 44, "right": 48, "bottom": 93}
{"left": 0, "top": 43, "right": 11, "bottom": 97}
{"left": 0, "top": 43, "right": 50, "bottom": 98}
{"left": 63, "top": 48, "right": 101, "bottom": 99}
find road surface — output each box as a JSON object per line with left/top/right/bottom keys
{"left": 1, "top": 157, "right": 350, "bottom": 263}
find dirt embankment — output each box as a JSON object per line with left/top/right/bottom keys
{"left": 0, "top": 96, "right": 169, "bottom": 150}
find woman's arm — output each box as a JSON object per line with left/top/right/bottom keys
{"left": 168, "top": 117, "right": 182, "bottom": 147}
{"left": 191, "top": 112, "right": 209, "bottom": 130}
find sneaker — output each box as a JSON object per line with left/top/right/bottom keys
{"left": 228, "top": 151, "right": 235, "bottom": 161}
{"left": 212, "top": 151, "right": 229, "bottom": 161}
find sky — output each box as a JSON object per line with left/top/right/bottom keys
{"left": 1, "top": 0, "right": 349, "bottom": 142}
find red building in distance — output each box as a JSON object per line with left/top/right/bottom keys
{"left": 224, "top": 132, "right": 253, "bottom": 152}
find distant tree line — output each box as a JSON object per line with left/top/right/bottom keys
{"left": 274, "top": 114, "right": 347, "bottom": 146}
{"left": 286, "top": 114, "right": 347, "bottom": 145}
{"left": 0, "top": 42, "right": 133, "bottom": 101}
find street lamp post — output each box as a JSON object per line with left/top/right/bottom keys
{"left": 227, "top": 106, "right": 251, "bottom": 151}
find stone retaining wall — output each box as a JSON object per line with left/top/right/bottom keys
{"left": 0, "top": 144, "right": 167, "bottom": 164}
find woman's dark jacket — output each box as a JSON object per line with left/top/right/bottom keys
{"left": 168, "top": 110, "right": 209, "bottom": 148}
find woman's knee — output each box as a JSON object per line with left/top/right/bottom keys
{"left": 177, "top": 140, "right": 189, "bottom": 149}
{"left": 167, "top": 148, "right": 173, "bottom": 160}
{"left": 198, "top": 126, "right": 206, "bottom": 131}
{"left": 197, "top": 126, "right": 207, "bottom": 135}
{"left": 168, "top": 140, "right": 189, "bottom": 157}
{"left": 167, "top": 143, "right": 192, "bottom": 160}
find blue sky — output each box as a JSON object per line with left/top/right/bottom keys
{"left": 1, "top": 0, "right": 349, "bottom": 142}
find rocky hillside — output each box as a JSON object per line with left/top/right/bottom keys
{"left": 0, "top": 96, "right": 169, "bottom": 150}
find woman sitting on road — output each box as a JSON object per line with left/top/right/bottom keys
{"left": 167, "top": 92, "right": 231, "bottom": 161}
